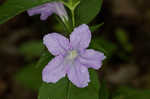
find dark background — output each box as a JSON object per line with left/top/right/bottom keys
{"left": 0, "top": 0, "right": 150, "bottom": 99}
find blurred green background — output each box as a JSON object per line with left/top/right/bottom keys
{"left": 0, "top": 0, "right": 150, "bottom": 99}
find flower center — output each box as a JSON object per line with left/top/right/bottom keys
{"left": 66, "top": 50, "right": 78, "bottom": 60}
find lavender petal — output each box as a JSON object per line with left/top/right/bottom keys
{"left": 70, "top": 24, "right": 91, "bottom": 51}
{"left": 67, "top": 61, "right": 90, "bottom": 88}
{"left": 43, "top": 33, "right": 70, "bottom": 56}
{"left": 78, "top": 49, "right": 106, "bottom": 69}
{"left": 42, "top": 55, "right": 68, "bottom": 83}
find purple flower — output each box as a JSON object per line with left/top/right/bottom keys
{"left": 27, "top": 2, "right": 68, "bottom": 21}
{"left": 42, "top": 24, "right": 106, "bottom": 88}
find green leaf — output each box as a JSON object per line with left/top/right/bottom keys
{"left": 90, "top": 23, "right": 104, "bottom": 32}
{"left": 99, "top": 80, "right": 109, "bottom": 99}
{"left": 76, "top": 0, "right": 103, "bottom": 25}
{"left": 115, "top": 28, "right": 133, "bottom": 52}
{"left": 38, "top": 69, "right": 100, "bottom": 99}
{"left": 115, "top": 29, "right": 129, "bottom": 45}
{"left": 113, "top": 86, "right": 150, "bottom": 99}
{"left": 15, "top": 51, "right": 53, "bottom": 90}
{"left": 19, "top": 41, "right": 44, "bottom": 60}
{"left": 38, "top": 78, "right": 67, "bottom": 99}
{"left": 35, "top": 50, "right": 53, "bottom": 69}
{"left": 0, "top": 0, "right": 58, "bottom": 24}
{"left": 90, "top": 37, "right": 117, "bottom": 58}
{"left": 15, "top": 63, "right": 43, "bottom": 90}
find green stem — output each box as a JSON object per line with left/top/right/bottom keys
{"left": 64, "top": 20, "right": 71, "bottom": 33}
{"left": 70, "top": 0, "right": 73, "bottom": 4}
{"left": 66, "top": 79, "right": 71, "bottom": 99}
{"left": 69, "top": 0, "right": 75, "bottom": 28}
{"left": 71, "top": 10, "right": 75, "bottom": 28}
{"left": 55, "top": 15, "right": 71, "bottom": 36}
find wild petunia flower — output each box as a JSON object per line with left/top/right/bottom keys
{"left": 42, "top": 24, "right": 106, "bottom": 88}
{"left": 27, "top": 2, "right": 68, "bottom": 22}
